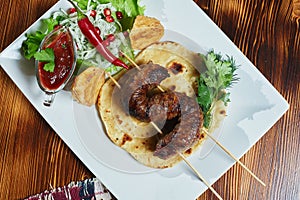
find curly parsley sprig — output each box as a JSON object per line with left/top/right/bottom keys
{"left": 197, "top": 50, "right": 239, "bottom": 128}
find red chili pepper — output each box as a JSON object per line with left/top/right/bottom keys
{"left": 67, "top": 0, "right": 128, "bottom": 69}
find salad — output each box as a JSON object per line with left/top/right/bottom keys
{"left": 22, "top": 0, "right": 145, "bottom": 75}
{"left": 21, "top": 0, "right": 238, "bottom": 129}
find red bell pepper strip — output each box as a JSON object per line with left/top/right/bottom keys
{"left": 67, "top": 0, "right": 129, "bottom": 69}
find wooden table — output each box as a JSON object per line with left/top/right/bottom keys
{"left": 0, "top": 0, "right": 299, "bottom": 199}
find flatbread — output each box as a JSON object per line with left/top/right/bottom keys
{"left": 97, "top": 41, "right": 226, "bottom": 168}
{"left": 71, "top": 67, "right": 105, "bottom": 106}
{"left": 129, "top": 15, "right": 164, "bottom": 50}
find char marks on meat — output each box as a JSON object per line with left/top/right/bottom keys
{"left": 153, "top": 93, "right": 203, "bottom": 159}
{"left": 118, "top": 62, "right": 170, "bottom": 122}
{"left": 118, "top": 62, "right": 203, "bottom": 159}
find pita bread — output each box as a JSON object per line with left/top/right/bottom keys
{"left": 129, "top": 15, "right": 164, "bottom": 50}
{"left": 72, "top": 67, "right": 105, "bottom": 106}
{"left": 97, "top": 41, "right": 226, "bottom": 168}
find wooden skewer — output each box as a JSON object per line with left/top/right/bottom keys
{"left": 109, "top": 81, "right": 220, "bottom": 197}
{"left": 151, "top": 122, "right": 222, "bottom": 199}
{"left": 203, "top": 129, "right": 266, "bottom": 186}
{"left": 106, "top": 72, "right": 121, "bottom": 89}
{"left": 178, "top": 152, "right": 223, "bottom": 200}
{"left": 154, "top": 129, "right": 222, "bottom": 199}
{"left": 121, "top": 51, "right": 266, "bottom": 186}
{"left": 118, "top": 51, "right": 222, "bottom": 199}
{"left": 156, "top": 85, "right": 165, "bottom": 93}
{"left": 150, "top": 121, "right": 163, "bottom": 134}
{"left": 120, "top": 51, "right": 141, "bottom": 70}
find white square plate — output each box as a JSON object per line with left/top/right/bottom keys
{"left": 0, "top": 0, "right": 289, "bottom": 199}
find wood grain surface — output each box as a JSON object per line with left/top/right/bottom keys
{"left": 0, "top": 0, "right": 299, "bottom": 199}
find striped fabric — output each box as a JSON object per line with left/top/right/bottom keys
{"left": 26, "top": 178, "right": 114, "bottom": 200}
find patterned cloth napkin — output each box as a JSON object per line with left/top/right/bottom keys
{"left": 25, "top": 178, "right": 115, "bottom": 200}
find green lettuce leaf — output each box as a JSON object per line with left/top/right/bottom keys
{"left": 74, "top": 0, "right": 145, "bottom": 29}
{"left": 22, "top": 16, "right": 62, "bottom": 60}
{"left": 34, "top": 48, "right": 55, "bottom": 72}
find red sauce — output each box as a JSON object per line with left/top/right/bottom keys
{"left": 38, "top": 31, "right": 75, "bottom": 91}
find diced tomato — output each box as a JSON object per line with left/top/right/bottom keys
{"left": 103, "top": 8, "right": 111, "bottom": 16}
{"left": 116, "top": 11, "right": 123, "bottom": 19}
{"left": 106, "top": 15, "right": 114, "bottom": 23}
{"left": 68, "top": 7, "right": 76, "bottom": 14}
{"left": 90, "top": 10, "right": 97, "bottom": 18}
